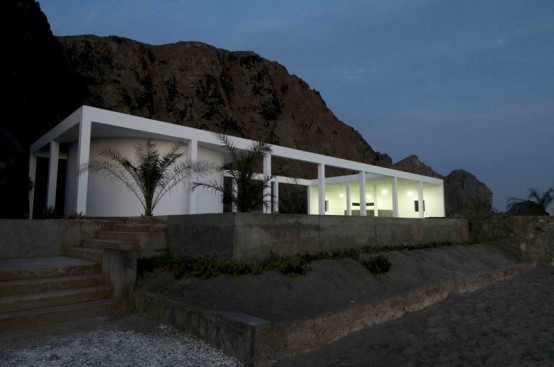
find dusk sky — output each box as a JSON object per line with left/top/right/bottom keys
{"left": 41, "top": 0, "right": 554, "bottom": 211}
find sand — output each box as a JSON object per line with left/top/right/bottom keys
{"left": 139, "top": 244, "right": 522, "bottom": 323}
{"left": 274, "top": 266, "right": 554, "bottom": 367}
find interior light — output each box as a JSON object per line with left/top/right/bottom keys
{"left": 407, "top": 191, "right": 413, "bottom": 196}
{"left": 381, "top": 189, "right": 388, "bottom": 195}
{"left": 339, "top": 192, "right": 344, "bottom": 198}
{"left": 366, "top": 194, "right": 371, "bottom": 200}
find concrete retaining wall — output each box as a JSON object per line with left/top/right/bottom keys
{"left": 470, "top": 215, "right": 554, "bottom": 265}
{"left": 0, "top": 219, "right": 110, "bottom": 259}
{"left": 136, "top": 261, "right": 535, "bottom": 366}
{"left": 168, "top": 213, "right": 469, "bottom": 262}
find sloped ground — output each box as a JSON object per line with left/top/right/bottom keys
{"left": 139, "top": 244, "right": 523, "bottom": 323}
{"left": 275, "top": 266, "right": 554, "bottom": 366}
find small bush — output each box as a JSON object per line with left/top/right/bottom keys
{"left": 65, "top": 211, "right": 86, "bottom": 219}
{"left": 363, "top": 255, "right": 392, "bottom": 274}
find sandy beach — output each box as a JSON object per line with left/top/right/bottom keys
{"left": 275, "top": 266, "right": 554, "bottom": 367}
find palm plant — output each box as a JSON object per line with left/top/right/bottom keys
{"left": 507, "top": 188, "right": 554, "bottom": 212}
{"left": 83, "top": 141, "right": 210, "bottom": 216}
{"left": 193, "top": 134, "right": 273, "bottom": 212}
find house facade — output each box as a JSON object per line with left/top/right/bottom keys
{"left": 29, "top": 106, "right": 445, "bottom": 218}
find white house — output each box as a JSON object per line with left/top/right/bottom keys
{"left": 29, "top": 106, "right": 445, "bottom": 218}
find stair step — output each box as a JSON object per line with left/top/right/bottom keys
{"left": 0, "top": 274, "right": 106, "bottom": 297}
{"left": 81, "top": 239, "right": 136, "bottom": 251}
{"left": 0, "top": 285, "right": 113, "bottom": 313}
{"left": 96, "top": 231, "right": 147, "bottom": 241}
{"left": 66, "top": 247, "right": 103, "bottom": 262}
{"left": 110, "top": 223, "right": 167, "bottom": 232}
{"left": 0, "top": 299, "right": 121, "bottom": 331}
{"left": 0, "top": 257, "right": 100, "bottom": 281}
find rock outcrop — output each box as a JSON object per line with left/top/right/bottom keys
{"left": 2, "top": 0, "right": 494, "bottom": 218}
{"left": 58, "top": 35, "right": 392, "bottom": 171}
{"left": 444, "top": 169, "right": 493, "bottom": 217}
{"left": 393, "top": 155, "right": 443, "bottom": 179}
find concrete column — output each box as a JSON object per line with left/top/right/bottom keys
{"left": 373, "top": 185, "right": 378, "bottom": 217}
{"left": 28, "top": 155, "right": 37, "bottom": 218}
{"left": 318, "top": 163, "right": 326, "bottom": 215}
{"left": 418, "top": 180, "right": 424, "bottom": 218}
{"left": 359, "top": 171, "right": 366, "bottom": 216}
{"left": 187, "top": 139, "right": 198, "bottom": 214}
{"left": 46, "top": 140, "right": 60, "bottom": 209}
{"left": 231, "top": 179, "right": 237, "bottom": 213}
{"left": 307, "top": 186, "right": 311, "bottom": 214}
{"left": 392, "top": 176, "right": 399, "bottom": 218}
{"left": 263, "top": 154, "right": 271, "bottom": 214}
{"left": 272, "top": 181, "right": 279, "bottom": 213}
{"left": 346, "top": 181, "right": 351, "bottom": 216}
{"left": 76, "top": 119, "right": 91, "bottom": 215}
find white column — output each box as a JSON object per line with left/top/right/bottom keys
{"left": 392, "top": 176, "right": 399, "bottom": 218}
{"left": 272, "top": 181, "right": 279, "bottom": 213}
{"left": 46, "top": 141, "right": 60, "bottom": 209}
{"left": 76, "top": 120, "right": 91, "bottom": 215}
{"left": 359, "top": 171, "right": 366, "bottom": 216}
{"left": 263, "top": 154, "right": 272, "bottom": 213}
{"left": 418, "top": 181, "right": 424, "bottom": 218}
{"left": 346, "top": 181, "right": 351, "bottom": 216}
{"left": 28, "top": 155, "right": 37, "bottom": 218}
{"left": 231, "top": 179, "right": 237, "bottom": 213}
{"left": 373, "top": 185, "right": 378, "bottom": 217}
{"left": 187, "top": 139, "right": 198, "bottom": 214}
{"left": 318, "top": 163, "right": 326, "bottom": 215}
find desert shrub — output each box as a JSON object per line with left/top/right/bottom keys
{"left": 362, "top": 255, "right": 392, "bottom": 274}
{"left": 65, "top": 211, "right": 86, "bottom": 219}
{"left": 40, "top": 206, "right": 61, "bottom": 219}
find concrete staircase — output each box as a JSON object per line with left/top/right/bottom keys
{"left": 66, "top": 219, "right": 169, "bottom": 260}
{"left": 0, "top": 218, "right": 167, "bottom": 331}
{"left": 0, "top": 257, "right": 120, "bottom": 331}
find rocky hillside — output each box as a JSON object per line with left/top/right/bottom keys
{"left": 58, "top": 35, "right": 392, "bottom": 171}
{"left": 2, "top": 0, "right": 494, "bottom": 218}
{"left": 393, "top": 155, "right": 493, "bottom": 217}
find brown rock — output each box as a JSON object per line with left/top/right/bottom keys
{"left": 393, "top": 155, "right": 443, "bottom": 178}
{"left": 444, "top": 170, "right": 493, "bottom": 218}
{"left": 58, "top": 35, "right": 392, "bottom": 174}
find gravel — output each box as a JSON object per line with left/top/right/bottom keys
{"left": 0, "top": 316, "right": 243, "bottom": 367}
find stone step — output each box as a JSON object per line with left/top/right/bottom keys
{"left": 81, "top": 239, "right": 136, "bottom": 251}
{"left": 96, "top": 230, "right": 148, "bottom": 241}
{"left": 0, "top": 285, "right": 113, "bottom": 313}
{"left": 0, "top": 274, "right": 106, "bottom": 297}
{"left": 0, "top": 257, "right": 100, "bottom": 281}
{"left": 110, "top": 223, "right": 168, "bottom": 232}
{"left": 65, "top": 247, "right": 103, "bottom": 262}
{"left": 0, "top": 299, "right": 121, "bottom": 331}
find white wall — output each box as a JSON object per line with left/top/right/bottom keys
{"left": 308, "top": 179, "right": 444, "bottom": 218}
{"left": 64, "top": 138, "right": 223, "bottom": 217}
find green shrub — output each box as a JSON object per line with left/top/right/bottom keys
{"left": 363, "top": 255, "right": 392, "bottom": 274}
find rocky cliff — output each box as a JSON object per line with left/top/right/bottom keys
{"left": 2, "top": 0, "right": 494, "bottom": 218}
{"left": 58, "top": 35, "right": 392, "bottom": 171}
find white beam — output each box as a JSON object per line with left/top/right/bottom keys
{"left": 187, "top": 139, "right": 198, "bottom": 214}
{"left": 28, "top": 155, "right": 37, "bottom": 218}
{"left": 418, "top": 180, "right": 424, "bottom": 219}
{"left": 346, "top": 181, "right": 351, "bottom": 216}
{"left": 272, "top": 181, "right": 279, "bottom": 213}
{"left": 263, "top": 154, "right": 272, "bottom": 214}
{"left": 231, "top": 179, "right": 237, "bottom": 213}
{"left": 76, "top": 120, "right": 91, "bottom": 215}
{"left": 359, "top": 171, "right": 366, "bottom": 216}
{"left": 392, "top": 176, "right": 399, "bottom": 218}
{"left": 46, "top": 141, "right": 60, "bottom": 209}
{"left": 373, "top": 185, "right": 378, "bottom": 217}
{"left": 318, "top": 163, "right": 326, "bottom": 215}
